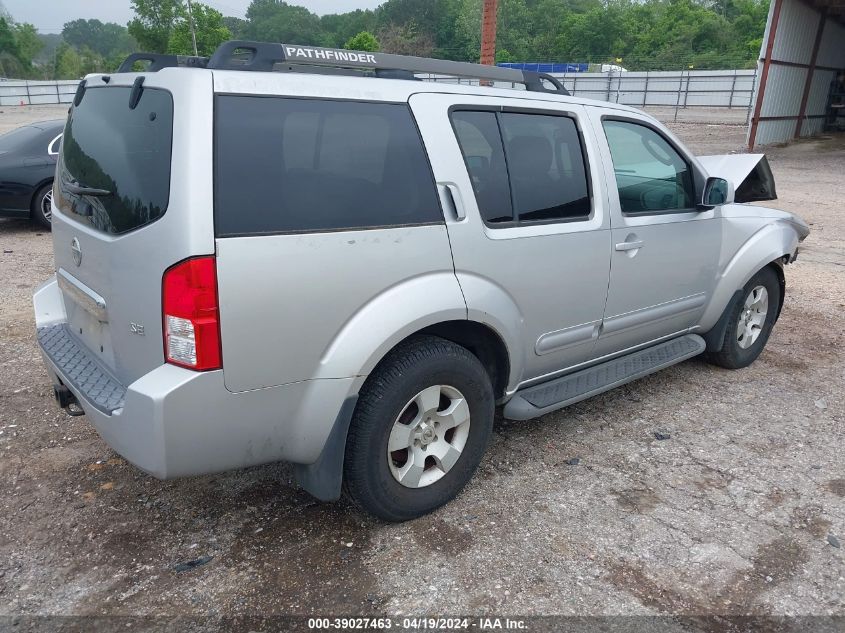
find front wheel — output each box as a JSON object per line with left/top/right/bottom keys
{"left": 704, "top": 266, "right": 781, "bottom": 369}
{"left": 343, "top": 336, "right": 494, "bottom": 522}
{"left": 31, "top": 182, "right": 54, "bottom": 230}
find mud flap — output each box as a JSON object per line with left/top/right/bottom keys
{"left": 702, "top": 289, "right": 744, "bottom": 353}
{"left": 294, "top": 395, "right": 358, "bottom": 502}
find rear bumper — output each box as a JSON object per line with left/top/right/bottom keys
{"left": 34, "top": 276, "right": 355, "bottom": 479}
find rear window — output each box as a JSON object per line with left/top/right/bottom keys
{"left": 214, "top": 96, "right": 442, "bottom": 236}
{"left": 57, "top": 86, "right": 173, "bottom": 234}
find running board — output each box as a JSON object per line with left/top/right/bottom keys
{"left": 503, "top": 334, "right": 706, "bottom": 421}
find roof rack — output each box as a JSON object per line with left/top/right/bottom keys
{"left": 117, "top": 53, "right": 208, "bottom": 73}
{"left": 118, "top": 40, "right": 569, "bottom": 95}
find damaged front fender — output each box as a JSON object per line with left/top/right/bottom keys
{"left": 700, "top": 215, "right": 805, "bottom": 332}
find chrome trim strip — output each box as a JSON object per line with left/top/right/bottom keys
{"left": 57, "top": 268, "right": 107, "bottom": 322}
{"left": 47, "top": 133, "right": 63, "bottom": 157}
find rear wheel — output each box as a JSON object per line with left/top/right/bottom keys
{"left": 31, "top": 182, "right": 53, "bottom": 230}
{"left": 343, "top": 336, "right": 494, "bottom": 521}
{"left": 704, "top": 266, "right": 781, "bottom": 369}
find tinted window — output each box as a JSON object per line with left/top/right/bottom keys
{"left": 452, "top": 110, "right": 591, "bottom": 225}
{"left": 499, "top": 112, "right": 590, "bottom": 222}
{"left": 602, "top": 120, "right": 694, "bottom": 214}
{"left": 451, "top": 111, "right": 513, "bottom": 223}
{"left": 214, "top": 97, "right": 441, "bottom": 236}
{"left": 57, "top": 87, "right": 173, "bottom": 234}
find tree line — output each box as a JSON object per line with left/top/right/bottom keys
{"left": 0, "top": 0, "right": 770, "bottom": 80}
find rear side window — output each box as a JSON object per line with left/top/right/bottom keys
{"left": 214, "top": 96, "right": 442, "bottom": 236}
{"left": 499, "top": 112, "right": 591, "bottom": 222}
{"left": 57, "top": 86, "right": 173, "bottom": 234}
{"left": 451, "top": 111, "right": 513, "bottom": 223}
{"left": 451, "top": 109, "right": 591, "bottom": 226}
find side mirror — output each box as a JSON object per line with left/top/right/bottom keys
{"left": 699, "top": 176, "right": 733, "bottom": 210}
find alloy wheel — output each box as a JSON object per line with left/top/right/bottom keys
{"left": 40, "top": 188, "right": 53, "bottom": 223}
{"left": 387, "top": 384, "right": 471, "bottom": 488}
{"left": 736, "top": 285, "right": 768, "bottom": 349}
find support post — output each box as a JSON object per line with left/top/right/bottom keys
{"left": 729, "top": 70, "right": 737, "bottom": 109}
{"left": 480, "top": 0, "right": 498, "bottom": 66}
{"left": 794, "top": 7, "right": 827, "bottom": 139}
{"left": 747, "top": 69, "right": 758, "bottom": 126}
{"left": 615, "top": 69, "right": 621, "bottom": 103}
{"left": 674, "top": 70, "right": 683, "bottom": 122}
{"left": 748, "top": 0, "right": 784, "bottom": 150}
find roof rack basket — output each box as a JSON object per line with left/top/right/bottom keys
{"left": 118, "top": 40, "right": 569, "bottom": 95}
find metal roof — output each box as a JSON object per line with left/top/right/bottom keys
{"left": 806, "top": 0, "right": 845, "bottom": 26}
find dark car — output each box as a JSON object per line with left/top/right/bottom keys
{"left": 0, "top": 119, "right": 64, "bottom": 229}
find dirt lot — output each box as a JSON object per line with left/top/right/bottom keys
{"left": 1, "top": 105, "right": 843, "bottom": 626}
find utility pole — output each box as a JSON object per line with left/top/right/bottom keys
{"left": 480, "top": 0, "right": 498, "bottom": 66}
{"left": 186, "top": 0, "right": 199, "bottom": 57}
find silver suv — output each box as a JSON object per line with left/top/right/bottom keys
{"left": 34, "top": 42, "right": 809, "bottom": 521}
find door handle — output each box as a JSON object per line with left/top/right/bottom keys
{"left": 615, "top": 240, "right": 644, "bottom": 251}
{"left": 438, "top": 183, "right": 466, "bottom": 221}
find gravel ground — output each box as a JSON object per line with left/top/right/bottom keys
{"left": 0, "top": 105, "right": 843, "bottom": 625}
{"left": 0, "top": 105, "right": 69, "bottom": 134}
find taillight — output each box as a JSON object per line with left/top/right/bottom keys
{"left": 162, "top": 256, "right": 222, "bottom": 371}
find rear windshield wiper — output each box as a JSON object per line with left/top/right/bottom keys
{"left": 64, "top": 182, "right": 112, "bottom": 197}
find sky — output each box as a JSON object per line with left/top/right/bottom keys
{"left": 3, "top": 0, "right": 386, "bottom": 34}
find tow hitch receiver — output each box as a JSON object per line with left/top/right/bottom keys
{"left": 54, "top": 385, "right": 85, "bottom": 417}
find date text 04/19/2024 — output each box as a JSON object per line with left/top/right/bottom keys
{"left": 307, "top": 617, "right": 528, "bottom": 630}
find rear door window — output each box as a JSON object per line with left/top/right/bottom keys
{"left": 214, "top": 96, "right": 442, "bottom": 236}
{"left": 451, "top": 109, "right": 591, "bottom": 226}
{"left": 57, "top": 86, "right": 174, "bottom": 234}
{"left": 499, "top": 112, "right": 591, "bottom": 222}
{"left": 451, "top": 111, "right": 513, "bottom": 223}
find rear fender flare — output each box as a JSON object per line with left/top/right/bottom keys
{"left": 313, "top": 272, "right": 468, "bottom": 382}
{"left": 455, "top": 272, "right": 525, "bottom": 393}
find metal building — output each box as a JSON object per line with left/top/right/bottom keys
{"left": 748, "top": 0, "right": 845, "bottom": 148}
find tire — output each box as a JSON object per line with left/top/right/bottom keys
{"left": 31, "top": 182, "right": 53, "bottom": 230}
{"left": 343, "top": 335, "right": 494, "bottom": 522}
{"left": 704, "top": 266, "right": 781, "bottom": 369}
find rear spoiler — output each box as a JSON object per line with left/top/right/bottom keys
{"left": 698, "top": 154, "right": 777, "bottom": 203}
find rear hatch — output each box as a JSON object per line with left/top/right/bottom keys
{"left": 50, "top": 70, "right": 215, "bottom": 387}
